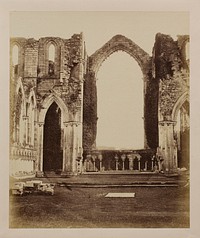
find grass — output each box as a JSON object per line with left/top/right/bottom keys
{"left": 9, "top": 185, "right": 189, "bottom": 228}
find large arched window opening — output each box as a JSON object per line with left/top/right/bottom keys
{"left": 43, "top": 102, "right": 63, "bottom": 172}
{"left": 96, "top": 52, "right": 144, "bottom": 150}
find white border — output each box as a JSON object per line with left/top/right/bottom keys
{"left": 1, "top": 1, "right": 200, "bottom": 238}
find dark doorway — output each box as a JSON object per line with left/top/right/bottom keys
{"left": 179, "top": 128, "right": 189, "bottom": 168}
{"left": 43, "top": 102, "right": 63, "bottom": 172}
{"left": 177, "top": 100, "right": 189, "bottom": 169}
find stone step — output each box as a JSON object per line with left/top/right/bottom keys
{"left": 11, "top": 172, "right": 188, "bottom": 188}
{"left": 41, "top": 172, "right": 184, "bottom": 186}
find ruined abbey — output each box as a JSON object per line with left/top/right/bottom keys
{"left": 10, "top": 33, "right": 189, "bottom": 177}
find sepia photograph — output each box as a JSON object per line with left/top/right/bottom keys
{"left": 9, "top": 11, "right": 190, "bottom": 229}
{"left": 1, "top": 1, "right": 200, "bottom": 237}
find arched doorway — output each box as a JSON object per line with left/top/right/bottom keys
{"left": 174, "top": 100, "right": 189, "bottom": 168}
{"left": 43, "top": 102, "right": 63, "bottom": 172}
{"left": 172, "top": 93, "right": 189, "bottom": 169}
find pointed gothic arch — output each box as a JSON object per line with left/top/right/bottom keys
{"left": 90, "top": 35, "right": 151, "bottom": 78}
{"left": 172, "top": 92, "right": 189, "bottom": 122}
{"left": 172, "top": 92, "right": 190, "bottom": 169}
{"left": 39, "top": 92, "right": 69, "bottom": 124}
{"left": 84, "top": 35, "right": 154, "bottom": 151}
{"left": 37, "top": 93, "right": 78, "bottom": 174}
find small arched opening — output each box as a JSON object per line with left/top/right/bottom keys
{"left": 48, "top": 43, "right": 55, "bottom": 76}
{"left": 12, "top": 45, "right": 19, "bottom": 76}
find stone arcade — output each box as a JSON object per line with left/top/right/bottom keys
{"left": 10, "top": 33, "right": 189, "bottom": 177}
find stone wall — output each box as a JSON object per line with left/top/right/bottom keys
{"left": 10, "top": 33, "right": 86, "bottom": 176}
{"left": 10, "top": 32, "right": 189, "bottom": 175}
{"left": 154, "top": 33, "right": 189, "bottom": 121}
{"left": 24, "top": 38, "right": 39, "bottom": 78}
{"left": 153, "top": 33, "right": 189, "bottom": 172}
{"left": 83, "top": 68, "right": 97, "bottom": 151}
{"left": 144, "top": 77, "right": 159, "bottom": 149}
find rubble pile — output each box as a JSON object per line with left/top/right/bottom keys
{"left": 10, "top": 180, "right": 55, "bottom": 196}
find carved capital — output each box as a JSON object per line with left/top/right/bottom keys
{"left": 23, "top": 116, "right": 28, "bottom": 120}
{"left": 127, "top": 154, "right": 133, "bottom": 160}
{"left": 86, "top": 154, "right": 92, "bottom": 160}
{"left": 91, "top": 155, "right": 97, "bottom": 162}
{"left": 98, "top": 154, "right": 103, "bottom": 161}
{"left": 159, "top": 120, "right": 176, "bottom": 126}
{"left": 114, "top": 154, "right": 119, "bottom": 161}
{"left": 63, "top": 121, "right": 80, "bottom": 127}
{"left": 38, "top": 122, "right": 44, "bottom": 127}
{"left": 121, "top": 154, "right": 126, "bottom": 161}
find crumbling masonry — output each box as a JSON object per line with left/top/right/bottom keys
{"left": 10, "top": 33, "right": 189, "bottom": 176}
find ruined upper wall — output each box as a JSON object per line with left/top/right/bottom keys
{"left": 153, "top": 33, "right": 189, "bottom": 121}
{"left": 10, "top": 33, "right": 86, "bottom": 123}
{"left": 10, "top": 34, "right": 85, "bottom": 81}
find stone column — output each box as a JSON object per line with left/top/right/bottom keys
{"left": 86, "top": 154, "right": 92, "bottom": 171}
{"left": 115, "top": 154, "right": 119, "bottom": 171}
{"left": 77, "top": 119, "right": 83, "bottom": 173}
{"left": 92, "top": 154, "right": 97, "bottom": 171}
{"left": 121, "top": 154, "right": 126, "bottom": 171}
{"left": 143, "top": 73, "right": 152, "bottom": 149}
{"left": 62, "top": 122, "right": 69, "bottom": 175}
{"left": 77, "top": 61, "right": 84, "bottom": 173}
{"left": 159, "top": 121, "right": 176, "bottom": 173}
{"left": 127, "top": 154, "right": 133, "bottom": 170}
{"left": 144, "top": 161, "right": 148, "bottom": 171}
{"left": 62, "top": 122, "right": 79, "bottom": 175}
{"left": 173, "top": 139, "right": 178, "bottom": 169}
{"left": 36, "top": 122, "right": 44, "bottom": 177}
{"left": 98, "top": 153, "right": 103, "bottom": 171}
{"left": 23, "top": 116, "right": 29, "bottom": 144}
{"left": 138, "top": 157, "right": 141, "bottom": 171}
{"left": 72, "top": 122, "right": 79, "bottom": 173}
{"left": 151, "top": 156, "right": 155, "bottom": 171}
{"left": 76, "top": 146, "right": 83, "bottom": 174}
